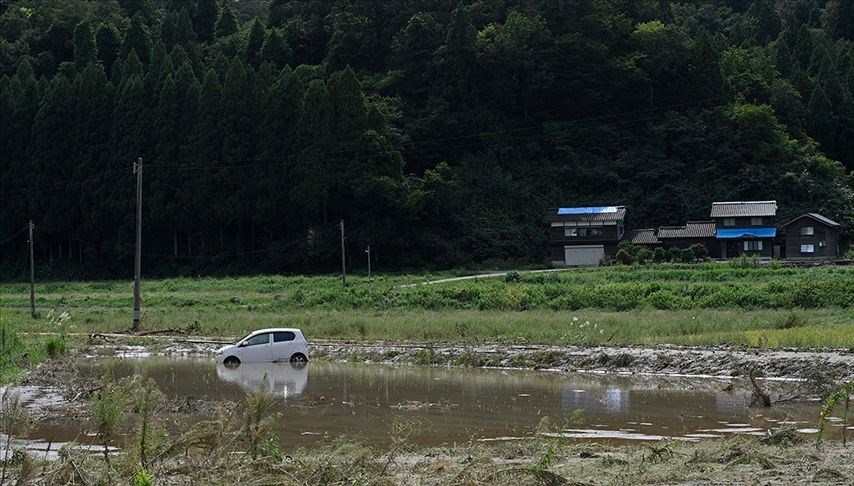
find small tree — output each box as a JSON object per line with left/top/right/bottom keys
{"left": 615, "top": 248, "right": 634, "bottom": 265}
{"left": 653, "top": 247, "right": 666, "bottom": 263}
{"left": 690, "top": 243, "right": 708, "bottom": 260}
{"left": 667, "top": 246, "right": 681, "bottom": 262}
{"left": 617, "top": 241, "right": 639, "bottom": 257}
{"left": 680, "top": 248, "right": 695, "bottom": 263}
{"left": 636, "top": 247, "right": 653, "bottom": 264}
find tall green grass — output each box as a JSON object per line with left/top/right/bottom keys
{"left": 1, "top": 266, "right": 852, "bottom": 349}
{"left": 2, "top": 265, "right": 851, "bottom": 312}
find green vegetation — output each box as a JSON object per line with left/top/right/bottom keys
{"left": 1, "top": 0, "right": 854, "bottom": 277}
{"left": 1, "top": 266, "right": 852, "bottom": 348}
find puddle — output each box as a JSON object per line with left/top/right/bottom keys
{"left": 10, "top": 358, "right": 840, "bottom": 449}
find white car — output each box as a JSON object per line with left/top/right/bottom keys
{"left": 215, "top": 328, "right": 309, "bottom": 366}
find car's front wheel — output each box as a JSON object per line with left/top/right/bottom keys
{"left": 223, "top": 356, "right": 241, "bottom": 366}
{"left": 290, "top": 353, "right": 307, "bottom": 366}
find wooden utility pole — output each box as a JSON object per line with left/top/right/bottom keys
{"left": 340, "top": 220, "right": 346, "bottom": 287}
{"left": 133, "top": 157, "right": 143, "bottom": 331}
{"left": 28, "top": 220, "right": 35, "bottom": 318}
{"left": 365, "top": 245, "right": 371, "bottom": 279}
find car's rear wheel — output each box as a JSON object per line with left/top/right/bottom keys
{"left": 223, "top": 356, "right": 240, "bottom": 366}
{"left": 290, "top": 353, "right": 307, "bottom": 366}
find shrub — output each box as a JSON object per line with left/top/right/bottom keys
{"left": 635, "top": 247, "right": 653, "bottom": 264}
{"left": 680, "top": 248, "right": 695, "bottom": 263}
{"left": 615, "top": 249, "right": 634, "bottom": 265}
{"left": 617, "top": 241, "right": 639, "bottom": 256}
{"left": 504, "top": 271, "right": 521, "bottom": 283}
{"left": 653, "top": 247, "right": 666, "bottom": 263}
{"left": 44, "top": 336, "right": 67, "bottom": 358}
{"left": 690, "top": 243, "right": 708, "bottom": 259}
{"left": 774, "top": 312, "right": 806, "bottom": 329}
{"left": 667, "top": 247, "right": 681, "bottom": 262}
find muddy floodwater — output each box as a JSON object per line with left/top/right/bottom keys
{"left": 19, "top": 358, "right": 845, "bottom": 450}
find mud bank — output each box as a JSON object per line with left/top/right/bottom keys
{"left": 309, "top": 341, "right": 854, "bottom": 381}
{"left": 41, "top": 333, "right": 854, "bottom": 381}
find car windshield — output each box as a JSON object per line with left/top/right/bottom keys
{"left": 235, "top": 332, "right": 255, "bottom": 345}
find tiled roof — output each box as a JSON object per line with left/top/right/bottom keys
{"left": 657, "top": 221, "right": 716, "bottom": 239}
{"left": 625, "top": 228, "right": 659, "bottom": 245}
{"left": 782, "top": 213, "right": 841, "bottom": 228}
{"left": 710, "top": 201, "right": 777, "bottom": 218}
{"left": 546, "top": 206, "right": 626, "bottom": 223}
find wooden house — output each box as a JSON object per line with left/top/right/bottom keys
{"left": 546, "top": 206, "right": 626, "bottom": 266}
{"left": 656, "top": 221, "right": 718, "bottom": 258}
{"left": 782, "top": 213, "right": 840, "bottom": 259}
{"left": 710, "top": 201, "right": 777, "bottom": 258}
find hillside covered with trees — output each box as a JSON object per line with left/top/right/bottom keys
{"left": 1, "top": 0, "right": 853, "bottom": 276}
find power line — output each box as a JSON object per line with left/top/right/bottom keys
{"left": 0, "top": 225, "right": 29, "bottom": 245}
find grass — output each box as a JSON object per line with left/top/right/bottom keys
{"left": 0, "top": 265, "right": 852, "bottom": 349}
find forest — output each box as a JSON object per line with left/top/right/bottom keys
{"left": 1, "top": 0, "right": 853, "bottom": 277}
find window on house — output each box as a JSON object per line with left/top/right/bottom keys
{"left": 743, "top": 241, "right": 764, "bottom": 251}
{"left": 800, "top": 226, "right": 814, "bottom": 236}
{"left": 750, "top": 217, "right": 763, "bottom": 225}
{"left": 724, "top": 218, "right": 735, "bottom": 226}
{"left": 800, "top": 244, "right": 815, "bottom": 253}
{"left": 564, "top": 228, "right": 578, "bottom": 237}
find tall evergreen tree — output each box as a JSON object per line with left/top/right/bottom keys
{"left": 215, "top": 5, "right": 239, "bottom": 38}
{"left": 73, "top": 22, "right": 97, "bottom": 69}
{"left": 193, "top": 0, "right": 219, "bottom": 43}
{"left": 121, "top": 14, "right": 151, "bottom": 65}
{"left": 260, "top": 29, "right": 292, "bottom": 67}
{"left": 438, "top": 3, "right": 477, "bottom": 108}
{"left": 822, "top": 0, "right": 854, "bottom": 40}
{"left": 245, "top": 20, "right": 266, "bottom": 68}
{"left": 96, "top": 22, "right": 121, "bottom": 73}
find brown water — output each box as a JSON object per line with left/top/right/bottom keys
{"left": 13, "top": 358, "right": 849, "bottom": 452}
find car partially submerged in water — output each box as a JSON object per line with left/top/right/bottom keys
{"left": 215, "top": 328, "right": 308, "bottom": 366}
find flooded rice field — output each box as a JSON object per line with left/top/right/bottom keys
{"left": 11, "top": 357, "right": 846, "bottom": 453}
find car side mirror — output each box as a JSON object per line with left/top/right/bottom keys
{"left": 238, "top": 341, "right": 246, "bottom": 347}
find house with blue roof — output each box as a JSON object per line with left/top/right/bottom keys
{"left": 710, "top": 201, "right": 778, "bottom": 258}
{"left": 545, "top": 206, "right": 626, "bottom": 266}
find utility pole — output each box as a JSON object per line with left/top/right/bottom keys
{"left": 133, "top": 157, "right": 143, "bottom": 331}
{"left": 28, "top": 220, "right": 35, "bottom": 318}
{"left": 340, "top": 219, "right": 346, "bottom": 287}
{"left": 365, "top": 245, "right": 371, "bottom": 279}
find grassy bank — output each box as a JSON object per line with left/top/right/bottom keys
{"left": 2, "top": 265, "right": 853, "bottom": 312}
{"left": 1, "top": 265, "right": 852, "bottom": 348}
{"left": 0, "top": 317, "right": 54, "bottom": 383}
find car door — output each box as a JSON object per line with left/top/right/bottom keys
{"left": 272, "top": 331, "right": 296, "bottom": 362}
{"left": 239, "top": 332, "right": 272, "bottom": 363}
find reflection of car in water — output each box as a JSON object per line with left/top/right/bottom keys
{"left": 215, "top": 328, "right": 309, "bottom": 365}
{"left": 216, "top": 362, "right": 309, "bottom": 397}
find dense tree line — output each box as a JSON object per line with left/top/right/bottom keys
{"left": 0, "top": 0, "right": 853, "bottom": 277}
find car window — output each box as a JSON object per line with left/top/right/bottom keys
{"left": 274, "top": 331, "right": 295, "bottom": 342}
{"left": 245, "top": 333, "right": 270, "bottom": 346}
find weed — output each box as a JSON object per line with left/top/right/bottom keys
{"left": 817, "top": 380, "right": 853, "bottom": 445}
{"left": 126, "top": 376, "right": 166, "bottom": 467}
{"left": 774, "top": 312, "right": 805, "bottom": 330}
{"left": 242, "top": 373, "right": 280, "bottom": 459}
{"left": 44, "top": 335, "right": 67, "bottom": 358}
{"left": 133, "top": 468, "right": 154, "bottom": 486}
{"left": 90, "top": 372, "right": 125, "bottom": 468}
{"left": 0, "top": 389, "right": 28, "bottom": 485}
